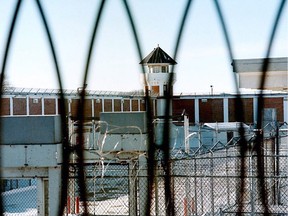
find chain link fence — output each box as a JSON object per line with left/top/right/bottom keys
{"left": 2, "top": 142, "right": 288, "bottom": 215}
{"left": 61, "top": 135, "right": 288, "bottom": 215}
{"left": 1, "top": 181, "right": 37, "bottom": 215}
{"left": 65, "top": 163, "right": 129, "bottom": 215}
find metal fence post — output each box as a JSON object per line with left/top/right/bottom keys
{"left": 129, "top": 160, "right": 138, "bottom": 215}
{"left": 36, "top": 178, "right": 45, "bottom": 215}
{"left": 210, "top": 153, "right": 215, "bottom": 214}
{"left": 194, "top": 157, "right": 198, "bottom": 214}
{"left": 48, "top": 166, "right": 62, "bottom": 216}
{"left": 250, "top": 153, "right": 255, "bottom": 216}
{"left": 139, "top": 154, "right": 148, "bottom": 216}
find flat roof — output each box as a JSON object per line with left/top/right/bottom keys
{"left": 203, "top": 122, "right": 250, "bottom": 131}
{"left": 232, "top": 57, "right": 288, "bottom": 72}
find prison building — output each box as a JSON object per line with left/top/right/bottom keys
{"left": 1, "top": 88, "right": 287, "bottom": 124}
{"left": 232, "top": 57, "right": 288, "bottom": 91}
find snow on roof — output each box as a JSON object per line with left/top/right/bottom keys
{"left": 203, "top": 122, "right": 250, "bottom": 131}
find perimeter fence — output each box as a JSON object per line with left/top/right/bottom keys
{"left": 0, "top": 0, "right": 287, "bottom": 216}
{"left": 62, "top": 132, "right": 288, "bottom": 215}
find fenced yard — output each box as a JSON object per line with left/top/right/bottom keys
{"left": 64, "top": 135, "right": 288, "bottom": 215}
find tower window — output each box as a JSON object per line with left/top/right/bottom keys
{"left": 161, "top": 66, "right": 168, "bottom": 72}
{"left": 150, "top": 66, "right": 168, "bottom": 73}
{"left": 153, "top": 67, "right": 161, "bottom": 73}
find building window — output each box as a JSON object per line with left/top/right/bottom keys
{"left": 161, "top": 66, "right": 168, "bottom": 73}
{"left": 150, "top": 66, "right": 168, "bottom": 73}
{"left": 153, "top": 66, "right": 161, "bottom": 73}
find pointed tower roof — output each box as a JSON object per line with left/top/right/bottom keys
{"left": 140, "top": 46, "right": 177, "bottom": 65}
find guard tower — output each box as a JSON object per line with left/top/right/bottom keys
{"left": 140, "top": 46, "right": 177, "bottom": 117}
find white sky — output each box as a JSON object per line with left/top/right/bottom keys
{"left": 0, "top": 0, "right": 287, "bottom": 94}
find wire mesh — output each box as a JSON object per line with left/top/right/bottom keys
{"left": 57, "top": 143, "right": 286, "bottom": 215}
{"left": 0, "top": 0, "right": 287, "bottom": 215}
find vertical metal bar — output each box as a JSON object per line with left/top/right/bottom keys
{"left": 129, "top": 160, "right": 138, "bottom": 215}
{"left": 194, "top": 98, "right": 199, "bottom": 124}
{"left": 92, "top": 121, "right": 96, "bottom": 149}
{"left": 194, "top": 157, "right": 198, "bottom": 214}
{"left": 283, "top": 96, "right": 288, "bottom": 123}
{"left": 102, "top": 98, "right": 105, "bottom": 112}
{"left": 55, "top": 97, "right": 58, "bottom": 115}
{"left": 250, "top": 154, "right": 255, "bottom": 216}
{"left": 155, "top": 173, "right": 159, "bottom": 216}
{"left": 210, "top": 153, "right": 215, "bottom": 214}
{"left": 152, "top": 99, "right": 155, "bottom": 117}
{"left": 184, "top": 115, "right": 190, "bottom": 154}
{"left": 138, "top": 99, "right": 141, "bottom": 112}
{"left": 223, "top": 97, "right": 229, "bottom": 122}
{"left": 41, "top": 97, "right": 45, "bottom": 115}
{"left": 26, "top": 96, "right": 29, "bottom": 116}
{"left": 226, "top": 147, "right": 230, "bottom": 206}
{"left": 121, "top": 98, "right": 124, "bottom": 112}
{"left": 37, "top": 178, "right": 45, "bottom": 215}
{"left": 48, "top": 167, "right": 62, "bottom": 216}
{"left": 272, "top": 134, "right": 276, "bottom": 205}
{"left": 112, "top": 98, "right": 114, "bottom": 112}
{"left": 9, "top": 97, "right": 13, "bottom": 116}
{"left": 138, "top": 154, "right": 148, "bottom": 216}
{"left": 200, "top": 160, "right": 204, "bottom": 214}
{"left": 275, "top": 123, "right": 280, "bottom": 205}
{"left": 91, "top": 99, "right": 94, "bottom": 118}
{"left": 253, "top": 97, "right": 258, "bottom": 124}
{"left": 185, "top": 160, "right": 192, "bottom": 215}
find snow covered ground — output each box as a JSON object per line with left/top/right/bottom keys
{"left": 1, "top": 185, "right": 128, "bottom": 215}
{"left": 2, "top": 186, "right": 37, "bottom": 216}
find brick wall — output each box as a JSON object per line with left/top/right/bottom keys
{"left": 94, "top": 99, "right": 102, "bottom": 118}
{"left": 123, "top": 99, "right": 130, "bottom": 111}
{"left": 103, "top": 99, "right": 112, "bottom": 112}
{"left": 132, "top": 100, "right": 139, "bottom": 111}
{"left": 0, "top": 98, "right": 10, "bottom": 115}
{"left": 199, "top": 98, "right": 223, "bottom": 123}
{"left": 1, "top": 95, "right": 285, "bottom": 124}
{"left": 13, "top": 98, "right": 26, "bottom": 115}
{"left": 263, "top": 97, "right": 284, "bottom": 122}
{"left": 29, "top": 98, "right": 42, "bottom": 115}
{"left": 228, "top": 98, "right": 253, "bottom": 123}
{"left": 70, "top": 99, "right": 92, "bottom": 119}
{"left": 44, "top": 98, "right": 56, "bottom": 115}
{"left": 172, "top": 98, "right": 195, "bottom": 122}
{"left": 114, "top": 99, "right": 121, "bottom": 112}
